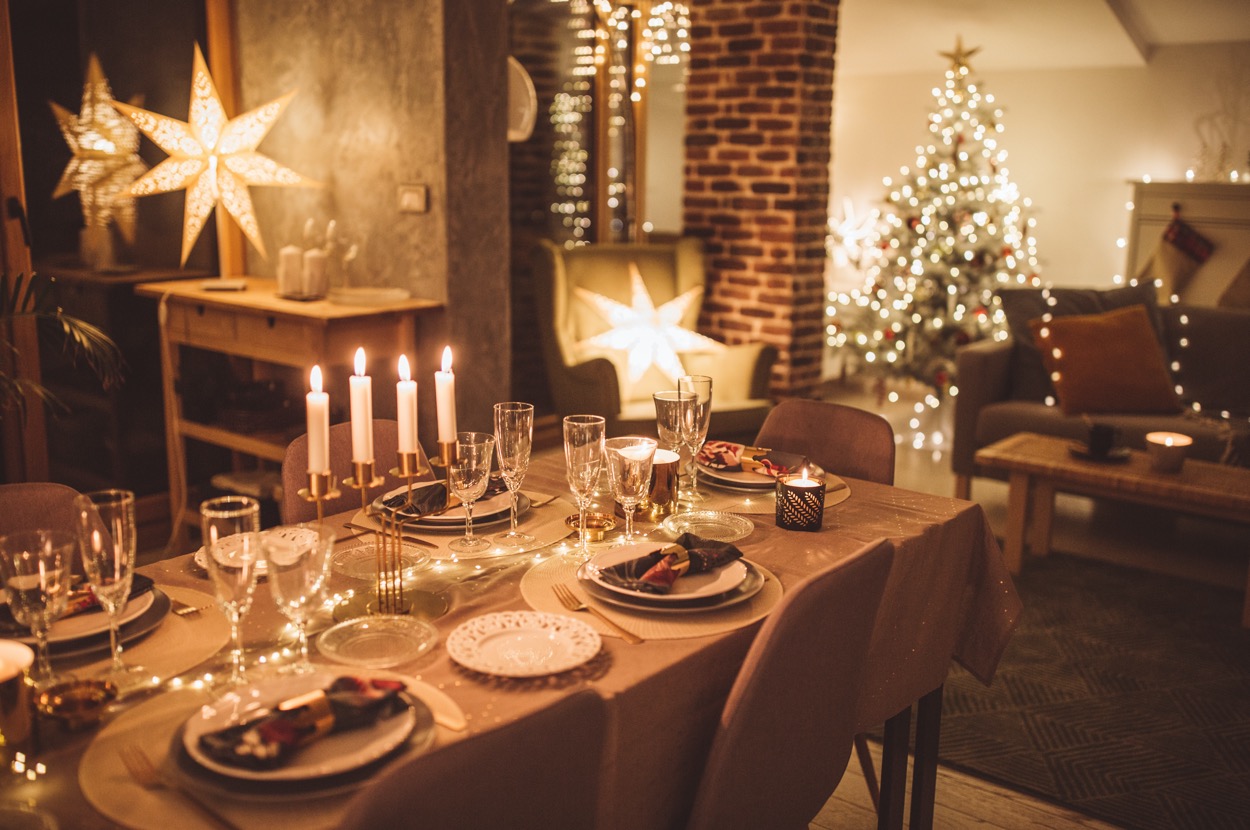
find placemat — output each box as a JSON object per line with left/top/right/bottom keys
{"left": 520, "top": 553, "right": 781, "bottom": 640}
{"left": 693, "top": 474, "right": 850, "bottom": 515}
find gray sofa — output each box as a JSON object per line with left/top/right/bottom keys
{"left": 952, "top": 285, "right": 1250, "bottom": 499}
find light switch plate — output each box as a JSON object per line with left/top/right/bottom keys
{"left": 398, "top": 184, "right": 429, "bottom": 213}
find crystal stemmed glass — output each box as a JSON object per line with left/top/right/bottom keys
{"left": 678, "top": 375, "right": 713, "bottom": 502}
{"left": 0, "top": 529, "right": 75, "bottom": 691}
{"left": 605, "top": 436, "right": 658, "bottom": 544}
{"left": 449, "top": 432, "right": 496, "bottom": 555}
{"left": 493, "top": 401, "right": 535, "bottom": 548}
{"left": 73, "top": 489, "right": 150, "bottom": 693}
{"left": 200, "top": 495, "right": 262, "bottom": 687}
{"left": 653, "top": 390, "right": 695, "bottom": 507}
{"left": 263, "top": 524, "right": 334, "bottom": 674}
{"left": 563, "top": 414, "right": 606, "bottom": 558}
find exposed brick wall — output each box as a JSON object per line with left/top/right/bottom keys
{"left": 683, "top": 0, "right": 838, "bottom": 398}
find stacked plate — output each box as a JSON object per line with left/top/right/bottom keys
{"left": 696, "top": 441, "right": 824, "bottom": 492}
{"left": 576, "top": 543, "right": 765, "bottom": 614}
{"left": 371, "top": 482, "right": 529, "bottom": 531}
{"left": 1, "top": 589, "right": 171, "bottom": 660}
{"left": 174, "top": 670, "right": 434, "bottom": 798}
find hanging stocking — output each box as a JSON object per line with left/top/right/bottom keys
{"left": 1136, "top": 203, "right": 1214, "bottom": 302}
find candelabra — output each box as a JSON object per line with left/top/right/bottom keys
{"left": 298, "top": 470, "right": 341, "bottom": 525}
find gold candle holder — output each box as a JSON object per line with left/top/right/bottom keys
{"left": 343, "top": 460, "right": 410, "bottom": 616}
{"left": 297, "top": 470, "right": 340, "bottom": 525}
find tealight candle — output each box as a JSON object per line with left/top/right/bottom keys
{"left": 435, "top": 346, "right": 457, "bottom": 443}
{"left": 1146, "top": 431, "right": 1192, "bottom": 474}
{"left": 396, "top": 355, "right": 418, "bottom": 454}
{"left": 349, "top": 347, "right": 374, "bottom": 463}
{"left": 776, "top": 467, "right": 826, "bottom": 532}
{"left": 306, "top": 365, "right": 330, "bottom": 473}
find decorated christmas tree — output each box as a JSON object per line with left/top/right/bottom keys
{"left": 829, "top": 38, "right": 1040, "bottom": 399}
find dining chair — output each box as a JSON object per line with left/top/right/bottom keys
{"left": 684, "top": 537, "right": 895, "bottom": 830}
{"left": 336, "top": 688, "right": 608, "bottom": 830}
{"left": 0, "top": 482, "right": 106, "bottom": 573}
{"left": 753, "top": 398, "right": 896, "bottom": 485}
{"left": 279, "top": 419, "right": 435, "bottom": 523}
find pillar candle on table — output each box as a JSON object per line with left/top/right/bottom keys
{"left": 435, "top": 346, "right": 457, "bottom": 443}
{"left": 397, "top": 355, "right": 418, "bottom": 453}
{"left": 302, "top": 248, "right": 328, "bottom": 297}
{"left": 278, "top": 245, "right": 302, "bottom": 296}
{"left": 349, "top": 348, "right": 374, "bottom": 463}
{"left": 306, "top": 365, "right": 330, "bottom": 472}
{"left": 1146, "top": 431, "right": 1191, "bottom": 474}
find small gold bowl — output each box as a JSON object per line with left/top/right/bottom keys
{"left": 36, "top": 678, "right": 118, "bottom": 731}
{"left": 565, "top": 511, "right": 616, "bottom": 542}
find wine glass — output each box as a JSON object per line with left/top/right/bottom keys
{"left": 263, "top": 524, "right": 334, "bottom": 674}
{"left": 678, "top": 375, "right": 713, "bottom": 502}
{"left": 493, "top": 402, "right": 535, "bottom": 548}
{"left": 200, "top": 495, "right": 262, "bottom": 687}
{"left": 563, "top": 414, "right": 606, "bottom": 558}
{"left": 653, "top": 390, "right": 695, "bottom": 507}
{"left": 0, "top": 529, "right": 75, "bottom": 691}
{"left": 448, "top": 432, "right": 496, "bottom": 555}
{"left": 73, "top": 489, "right": 150, "bottom": 694}
{"left": 605, "top": 436, "right": 657, "bottom": 543}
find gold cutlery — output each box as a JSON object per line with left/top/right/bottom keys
{"left": 525, "top": 492, "right": 561, "bottom": 507}
{"left": 118, "top": 743, "right": 242, "bottom": 830}
{"left": 552, "top": 583, "right": 644, "bottom": 644}
{"left": 170, "top": 599, "right": 211, "bottom": 617}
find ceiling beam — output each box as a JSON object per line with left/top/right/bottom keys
{"left": 1105, "top": 0, "right": 1154, "bottom": 62}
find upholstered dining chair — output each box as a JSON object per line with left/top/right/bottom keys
{"left": 0, "top": 482, "right": 107, "bottom": 573}
{"left": 279, "top": 419, "right": 435, "bottom": 524}
{"left": 685, "top": 538, "right": 895, "bottom": 830}
{"left": 533, "top": 238, "right": 777, "bottom": 443}
{"left": 336, "top": 688, "right": 608, "bottom": 830}
{"left": 753, "top": 398, "right": 896, "bottom": 485}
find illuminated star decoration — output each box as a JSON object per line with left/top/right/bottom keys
{"left": 939, "top": 35, "right": 981, "bottom": 71}
{"left": 828, "top": 197, "right": 880, "bottom": 270}
{"left": 50, "top": 54, "right": 148, "bottom": 243}
{"left": 575, "top": 262, "right": 724, "bottom": 385}
{"left": 113, "top": 44, "right": 314, "bottom": 264}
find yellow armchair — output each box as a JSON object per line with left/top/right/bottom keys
{"left": 533, "top": 239, "right": 776, "bottom": 441}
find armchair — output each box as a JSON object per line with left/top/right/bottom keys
{"left": 533, "top": 239, "right": 776, "bottom": 441}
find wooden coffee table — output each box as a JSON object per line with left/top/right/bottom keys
{"left": 974, "top": 432, "right": 1250, "bottom": 626}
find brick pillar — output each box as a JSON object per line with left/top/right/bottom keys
{"left": 683, "top": 0, "right": 838, "bottom": 398}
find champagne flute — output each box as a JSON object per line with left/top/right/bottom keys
{"left": 605, "top": 436, "right": 657, "bottom": 543}
{"left": 653, "top": 390, "right": 695, "bottom": 508}
{"left": 200, "top": 495, "right": 262, "bottom": 687}
{"left": 0, "top": 529, "right": 75, "bottom": 691}
{"left": 73, "top": 489, "right": 150, "bottom": 694}
{"left": 678, "top": 375, "right": 713, "bottom": 502}
{"left": 493, "top": 402, "right": 535, "bottom": 547}
{"left": 563, "top": 414, "right": 606, "bottom": 558}
{"left": 449, "top": 432, "right": 496, "bottom": 555}
{"left": 264, "top": 524, "right": 334, "bottom": 674}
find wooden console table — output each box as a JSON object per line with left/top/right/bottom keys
{"left": 135, "top": 277, "right": 441, "bottom": 550}
{"left": 975, "top": 431, "right": 1250, "bottom": 625}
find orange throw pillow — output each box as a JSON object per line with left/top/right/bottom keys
{"left": 1028, "top": 305, "right": 1181, "bottom": 415}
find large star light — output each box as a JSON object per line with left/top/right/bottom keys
{"left": 50, "top": 54, "right": 147, "bottom": 243}
{"left": 575, "top": 263, "right": 723, "bottom": 385}
{"left": 113, "top": 44, "right": 314, "bottom": 264}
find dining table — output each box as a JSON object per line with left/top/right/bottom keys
{"left": 3, "top": 447, "right": 1021, "bottom": 830}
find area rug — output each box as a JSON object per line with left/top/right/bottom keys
{"left": 937, "top": 554, "right": 1250, "bottom": 829}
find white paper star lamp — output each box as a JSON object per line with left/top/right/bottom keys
{"left": 49, "top": 54, "right": 148, "bottom": 244}
{"left": 575, "top": 262, "right": 724, "bottom": 385}
{"left": 113, "top": 44, "right": 315, "bottom": 265}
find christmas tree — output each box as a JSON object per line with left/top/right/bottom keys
{"left": 829, "top": 38, "right": 1040, "bottom": 399}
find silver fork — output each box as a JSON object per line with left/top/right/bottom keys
{"left": 552, "top": 583, "right": 644, "bottom": 644}
{"left": 118, "top": 743, "right": 243, "bottom": 830}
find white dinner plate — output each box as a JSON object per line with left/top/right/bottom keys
{"left": 578, "top": 560, "right": 766, "bottom": 614}
{"left": 372, "top": 483, "right": 527, "bottom": 529}
{"left": 182, "top": 670, "right": 421, "bottom": 782}
{"left": 582, "top": 542, "right": 748, "bottom": 603}
{"left": 446, "top": 611, "right": 600, "bottom": 677}
{"left": 41, "top": 589, "right": 156, "bottom": 644}
{"left": 192, "top": 527, "right": 284, "bottom": 577}
{"left": 696, "top": 441, "right": 823, "bottom": 490}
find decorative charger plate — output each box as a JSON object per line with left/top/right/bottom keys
{"left": 582, "top": 543, "right": 749, "bottom": 604}
{"left": 577, "top": 560, "right": 766, "bottom": 614}
{"left": 48, "top": 590, "right": 171, "bottom": 658}
{"left": 182, "top": 670, "right": 423, "bottom": 782}
{"left": 660, "top": 510, "right": 754, "bottom": 543}
{"left": 372, "top": 482, "right": 527, "bottom": 529}
{"left": 317, "top": 614, "right": 439, "bottom": 669}
{"left": 446, "top": 611, "right": 600, "bottom": 677}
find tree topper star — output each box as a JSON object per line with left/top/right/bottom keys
{"left": 575, "top": 263, "right": 724, "bottom": 385}
{"left": 939, "top": 36, "right": 981, "bottom": 71}
{"left": 113, "top": 44, "right": 315, "bottom": 264}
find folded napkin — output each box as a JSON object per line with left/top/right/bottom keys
{"left": 0, "top": 574, "right": 155, "bottom": 636}
{"left": 596, "top": 533, "right": 743, "bottom": 595}
{"left": 382, "top": 475, "right": 510, "bottom": 519}
{"left": 697, "top": 441, "right": 806, "bottom": 478}
{"left": 197, "top": 676, "right": 408, "bottom": 770}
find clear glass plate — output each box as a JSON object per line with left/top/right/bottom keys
{"left": 317, "top": 615, "right": 439, "bottom": 669}
{"left": 661, "top": 510, "right": 755, "bottom": 543}
{"left": 331, "top": 544, "right": 428, "bottom": 581}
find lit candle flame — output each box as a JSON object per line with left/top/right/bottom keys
{"left": 354, "top": 347, "right": 366, "bottom": 377}
{"left": 398, "top": 354, "right": 411, "bottom": 382}
{"left": 310, "top": 364, "right": 323, "bottom": 393}
{"left": 441, "top": 346, "right": 453, "bottom": 373}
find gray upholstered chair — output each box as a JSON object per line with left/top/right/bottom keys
{"left": 0, "top": 482, "right": 107, "bottom": 574}
{"left": 753, "top": 398, "right": 896, "bottom": 485}
{"left": 533, "top": 238, "right": 776, "bottom": 442}
{"left": 685, "top": 538, "right": 895, "bottom": 830}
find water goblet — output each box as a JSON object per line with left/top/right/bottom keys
{"left": 493, "top": 402, "right": 535, "bottom": 547}
{"left": 606, "top": 436, "right": 658, "bottom": 543}
{"left": 678, "top": 375, "right": 713, "bottom": 502}
{"left": 563, "top": 414, "right": 606, "bottom": 558}
{"left": 0, "top": 529, "right": 75, "bottom": 691}
{"left": 200, "top": 495, "right": 262, "bottom": 687}
{"left": 263, "top": 524, "right": 335, "bottom": 674}
{"left": 73, "top": 489, "right": 151, "bottom": 694}
{"left": 449, "top": 432, "right": 496, "bottom": 555}
{"left": 653, "top": 390, "right": 695, "bottom": 507}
